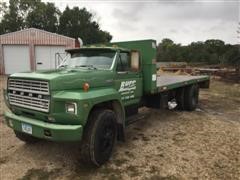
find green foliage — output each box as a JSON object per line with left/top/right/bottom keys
{"left": 0, "top": 0, "right": 112, "bottom": 44}
{"left": 0, "top": 0, "right": 24, "bottom": 33}
{"left": 223, "top": 45, "right": 240, "bottom": 66}
{"left": 0, "top": 2, "right": 7, "bottom": 34}
{"left": 24, "top": 1, "right": 61, "bottom": 32}
{"left": 157, "top": 38, "right": 183, "bottom": 62}
{"left": 157, "top": 38, "right": 240, "bottom": 66}
{"left": 58, "top": 6, "right": 112, "bottom": 44}
{"left": 0, "top": 2, "right": 7, "bottom": 17}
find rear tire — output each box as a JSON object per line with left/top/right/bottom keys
{"left": 80, "top": 109, "right": 117, "bottom": 167}
{"left": 184, "top": 85, "right": 199, "bottom": 111}
{"left": 14, "top": 131, "right": 40, "bottom": 144}
{"left": 176, "top": 88, "right": 185, "bottom": 110}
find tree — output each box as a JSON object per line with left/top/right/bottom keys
{"left": 58, "top": 6, "right": 112, "bottom": 44}
{"left": 0, "top": 2, "right": 7, "bottom": 19}
{"left": 157, "top": 38, "right": 183, "bottom": 62}
{"left": 224, "top": 45, "right": 240, "bottom": 71}
{"left": 156, "top": 38, "right": 239, "bottom": 67}
{"left": 0, "top": 1, "right": 112, "bottom": 44}
{"left": 0, "top": 2, "right": 7, "bottom": 34}
{"left": 0, "top": 0, "right": 60, "bottom": 33}
{"left": 157, "top": 38, "right": 173, "bottom": 61}
{"left": 0, "top": 0, "right": 24, "bottom": 34}
{"left": 16, "top": 0, "right": 60, "bottom": 32}
{"left": 24, "top": 2, "right": 60, "bottom": 32}
{"left": 204, "top": 39, "right": 225, "bottom": 64}
{"left": 187, "top": 41, "right": 209, "bottom": 63}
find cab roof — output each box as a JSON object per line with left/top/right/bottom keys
{"left": 65, "top": 46, "right": 130, "bottom": 53}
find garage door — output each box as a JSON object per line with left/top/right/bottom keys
{"left": 4, "top": 45, "right": 30, "bottom": 74}
{"left": 35, "top": 46, "right": 66, "bottom": 70}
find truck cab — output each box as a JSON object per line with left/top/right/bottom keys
{"left": 4, "top": 39, "right": 209, "bottom": 167}
{"left": 64, "top": 46, "right": 143, "bottom": 106}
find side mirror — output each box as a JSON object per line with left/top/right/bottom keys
{"left": 131, "top": 51, "right": 140, "bottom": 71}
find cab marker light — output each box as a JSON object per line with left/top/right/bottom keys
{"left": 83, "top": 83, "right": 90, "bottom": 92}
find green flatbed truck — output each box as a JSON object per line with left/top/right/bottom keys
{"left": 4, "top": 39, "right": 209, "bottom": 166}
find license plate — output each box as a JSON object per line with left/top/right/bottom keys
{"left": 21, "top": 123, "right": 32, "bottom": 134}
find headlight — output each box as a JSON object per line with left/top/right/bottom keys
{"left": 65, "top": 102, "right": 77, "bottom": 114}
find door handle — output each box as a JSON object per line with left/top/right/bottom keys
{"left": 37, "top": 62, "right": 43, "bottom": 65}
{"left": 117, "top": 71, "right": 128, "bottom": 75}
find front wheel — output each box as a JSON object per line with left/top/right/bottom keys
{"left": 80, "top": 109, "right": 117, "bottom": 167}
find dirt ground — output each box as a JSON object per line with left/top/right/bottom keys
{"left": 0, "top": 77, "right": 240, "bottom": 180}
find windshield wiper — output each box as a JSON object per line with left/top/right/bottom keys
{"left": 75, "top": 65, "right": 97, "bottom": 69}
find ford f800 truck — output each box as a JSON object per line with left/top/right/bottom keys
{"left": 4, "top": 39, "right": 209, "bottom": 166}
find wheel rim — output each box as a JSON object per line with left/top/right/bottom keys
{"left": 96, "top": 116, "right": 115, "bottom": 156}
{"left": 100, "top": 123, "right": 114, "bottom": 153}
{"left": 93, "top": 112, "right": 116, "bottom": 165}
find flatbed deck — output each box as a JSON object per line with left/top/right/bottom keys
{"left": 156, "top": 75, "right": 209, "bottom": 92}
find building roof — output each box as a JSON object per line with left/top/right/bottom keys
{"left": 0, "top": 28, "right": 75, "bottom": 47}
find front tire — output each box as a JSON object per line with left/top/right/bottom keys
{"left": 14, "top": 131, "right": 40, "bottom": 144}
{"left": 80, "top": 109, "right": 117, "bottom": 167}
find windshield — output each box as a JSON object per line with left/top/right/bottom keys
{"left": 61, "top": 50, "right": 116, "bottom": 70}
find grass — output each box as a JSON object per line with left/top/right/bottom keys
{"left": 209, "top": 79, "right": 240, "bottom": 99}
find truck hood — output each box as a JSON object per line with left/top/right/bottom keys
{"left": 10, "top": 69, "right": 115, "bottom": 91}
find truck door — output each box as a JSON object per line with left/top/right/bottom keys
{"left": 115, "top": 51, "right": 143, "bottom": 106}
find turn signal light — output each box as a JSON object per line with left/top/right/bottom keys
{"left": 83, "top": 83, "right": 90, "bottom": 92}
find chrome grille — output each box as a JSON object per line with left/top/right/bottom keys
{"left": 8, "top": 78, "right": 50, "bottom": 112}
{"left": 8, "top": 79, "right": 49, "bottom": 95}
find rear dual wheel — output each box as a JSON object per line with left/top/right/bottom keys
{"left": 184, "top": 85, "right": 199, "bottom": 111}
{"left": 176, "top": 88, "right": 185, "bottom": 110}
{"left": 176, "top": 84, "right": 199, "bottom": 111}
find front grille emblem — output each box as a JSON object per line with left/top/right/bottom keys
{"left": 8, "top": 78, "right": 50, "bottom": 112}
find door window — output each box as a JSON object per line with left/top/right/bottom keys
{"left": 116, "top": 52, "right": 130, "bottom": 72}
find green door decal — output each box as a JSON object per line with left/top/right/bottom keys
{"left": 115, "top": 51, "right": 143, "bottom": 106}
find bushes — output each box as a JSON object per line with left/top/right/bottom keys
{"left": 157, "top": 38, "right": 240, "bottom": 67}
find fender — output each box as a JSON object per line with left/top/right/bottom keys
{"left": 52, "top": 88, "right": 125, "bottom": 126}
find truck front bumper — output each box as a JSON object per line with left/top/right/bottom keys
{"left": 4, "top": 111, "right": 83, "bottom": 142}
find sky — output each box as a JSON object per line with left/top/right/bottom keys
{"left": 4, "top": 0, "right": 240, "bottom": 45}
